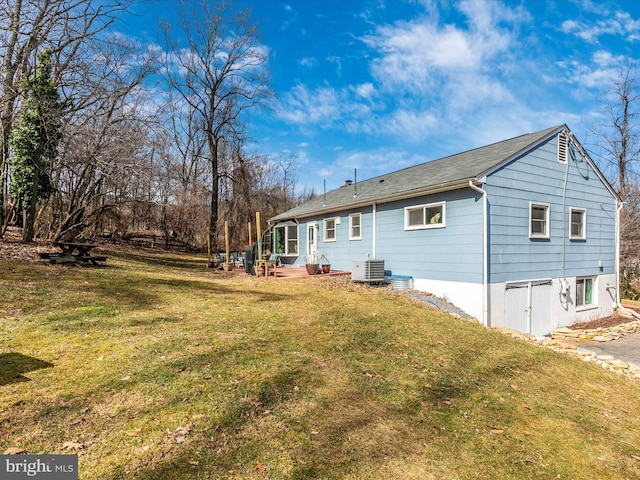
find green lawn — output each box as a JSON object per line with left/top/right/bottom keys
{"left": 1, "top": 249, "right": 640, "bottom": 479}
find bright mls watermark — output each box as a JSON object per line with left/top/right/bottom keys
{"left": 1, "top": 455, "right": 78, "bottom": 479}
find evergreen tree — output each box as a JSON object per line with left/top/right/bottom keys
{"left": 9, "top": 49, "right": 64, "bottom": 242}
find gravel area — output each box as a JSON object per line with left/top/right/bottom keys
{"left": 402, "top": 290, "right": 476, "bottom": 321}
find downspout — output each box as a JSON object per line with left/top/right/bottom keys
{"left": 561, "top": 142, "right": 570, "bottom": 283}
{"left": 616, "top": 200, "right": 623, "bottom": 307}
{"left": 372, "top": 202, "right": 377, "bottom": 258}
{"left": 468, "top": 181, "right": 488, "bottom": 326}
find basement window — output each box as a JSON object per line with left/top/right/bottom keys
{"left": 405, "top": 202, "right": 445, "bottom": 230}
{"left": 576, "top": 277, "right": 595, "bottom": 308}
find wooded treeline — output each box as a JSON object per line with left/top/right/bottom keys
{"left": 2, "top": 0, "right": 640, "bottom": 296}
{"left": 0, "top": 0, "right": 310, "bottom": 252}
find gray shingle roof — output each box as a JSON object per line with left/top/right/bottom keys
{"left": 270, "top": 125, "right": 564, "bottom": 222}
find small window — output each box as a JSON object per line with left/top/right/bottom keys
{"left": 405, "top": 202, "right": 445, "bottom": 230}
{"left": 349, "top": 213, "right": 361, "bottom": 240}
{"left": 558, "top": 133, "right": 568, "bottom": 163}
{"left": 324, "top": 218, "right": 336, "bottom": 242}
{"left": 570, "top": 208, "right": 586, "bottom": 240}
{"left": 530, "top": 202, "right": 549, "bottom": 238}
{"left": 576, "top": 277, "right": 594, "bottom": 307}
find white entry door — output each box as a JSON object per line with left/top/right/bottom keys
{"left": 307, "top": 224, "right": 317, "bottom": 262}
{"left": 504, "top": 280, "right": 553, "bottom": 336}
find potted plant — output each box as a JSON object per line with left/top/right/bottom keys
{"left": 320, "top": 254, "right": 330, "bottom": 274}
{"left": 305, "top": 254, "right": 320, "bottom": 275}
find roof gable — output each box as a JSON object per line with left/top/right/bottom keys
{"left": 271, "top": 125, "right": 589, "bottom": 222}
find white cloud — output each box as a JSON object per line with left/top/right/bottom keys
{"left": 554, "top": 50, "right": 628, "bottom": 90}
{"left": 299, "top": 57, "right": 316, "bottom": 68}
{"left": 561, "top": 9, "right": 640, "bottom": 43}
{"left": 318, "top": 148, "right": 429, "bottom": 187}
{"left": 354, "top": 82, "right": 376, "bottom": 99}
{"left": 363, "top": 0, "right": 526, "bottom": 106}
{"left": 278, "top": 84, "right": 342, "bottom": 125}
{"left": 278, "top": 83, "right": 378, "bottom": 134}
{"left": 386, "top": 109, "right": 438, "bottom": 142}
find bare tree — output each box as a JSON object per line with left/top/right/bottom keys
{"left": 47, "top": 32, "right": 156, "bottom": 241}
{"left": 592, "top": 63, "right": 640, "bottom": 298}
{"left": 160, "top": 0, "right": 271, "bottom": 250}
{"left": 0, "top": 0, "right": 132, "bottom": 236}
{"left": 596, "top": 66, "right": 640, "bottom": 203}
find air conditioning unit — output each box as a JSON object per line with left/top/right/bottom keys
{"left": 351, "top": 259, "right": 385, "bottom": 282}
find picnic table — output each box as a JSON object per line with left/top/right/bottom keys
{"left": 39, "top": 242, "right": 107, "bottom": 266}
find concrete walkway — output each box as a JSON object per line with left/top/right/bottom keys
{"left": 577, "top": 332, "right": 640, "bottom": 366}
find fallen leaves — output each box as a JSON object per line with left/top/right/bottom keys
{"left": 167, "top": 423, "right": 193, "bottom": 443}
{"left": 3, "top": 447, "right": 25, "bottom": 455}
{"left": 63, "top": 441, "right": 85, "bottom": 451}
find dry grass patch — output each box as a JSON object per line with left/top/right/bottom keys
{"left": 1, "top": 248, "right": 640, "bottom": 479}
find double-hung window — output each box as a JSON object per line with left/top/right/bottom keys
{"left": 349, "top": 213, "right": 361, "bottom": 240}
{"left": 324, "top": 218, "right": 336, "bottom": 242}
{"left": 570, "top": 208, "right": 586, "bottom": 240}
{"left": 576, "top": 277, "right": 595, "bottom": 308}
{"left": 405, "top": 202, "right": 445, "bottom": 230}
{"left": 530, "top": 202, "right": 550, "bottom": 238}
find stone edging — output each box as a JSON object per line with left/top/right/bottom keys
{"left": 493, "top": 308, "right": 640, "bottom": 381}
{"left": 551, "top": 307, "right": 640, "bottom": 342}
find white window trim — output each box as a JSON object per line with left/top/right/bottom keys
{"left": 404, "top": 202, "right": 446, "bottom": 231}
{"left": 274, "top": 222, "right": 299, "bottom": 256}
{"left": 349, "top": 213, "right": 362, "bottom": 240}
{"left": 529, "top": 202, "right": 550, "bottom": 239}
{"left": 558, "top": 133, "right": 568, "bottom": 164}
{"left": 324, "top": 217, "right": 337, "bottom": 242}
{"left": 569, "top": 207, "right": 587, "bottom": 240}
{"left": 576, "top": 276, "right": 597, "bottom": 311}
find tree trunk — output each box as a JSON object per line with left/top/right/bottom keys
{"left": 209, "top": 138, "right": 219, "bottom": 251}
{"left": 22, "top": 179, "right": 38, "bottom": 242}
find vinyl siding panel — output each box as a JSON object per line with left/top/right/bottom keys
{"left": 317, "top": 207, "right": 375, "bottom": 267}
{"left": 296, "top": 207, "right": 376, "bottom": 269}
{"left": 375, "top": 189, "right": 483, "bottom": 283}
{"left": 486, "top": 134, "right": 617, "bottom": 283}
{"left": 293, "top": 189, "right": 484, "bottom": 283}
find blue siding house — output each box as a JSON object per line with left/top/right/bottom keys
{"left": 268, "top": 125, "right": 621, "bottom": 335}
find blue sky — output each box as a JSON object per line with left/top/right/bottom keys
{"left": 126, "top": 0, "right": 640, "bottom": 194}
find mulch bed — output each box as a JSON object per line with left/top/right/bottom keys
{"left": 570, "top": 303, "right": 640, "bottom": 330}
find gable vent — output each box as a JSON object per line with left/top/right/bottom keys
{"left": 558, "top": 133, "right": 568, "bottom": 163}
